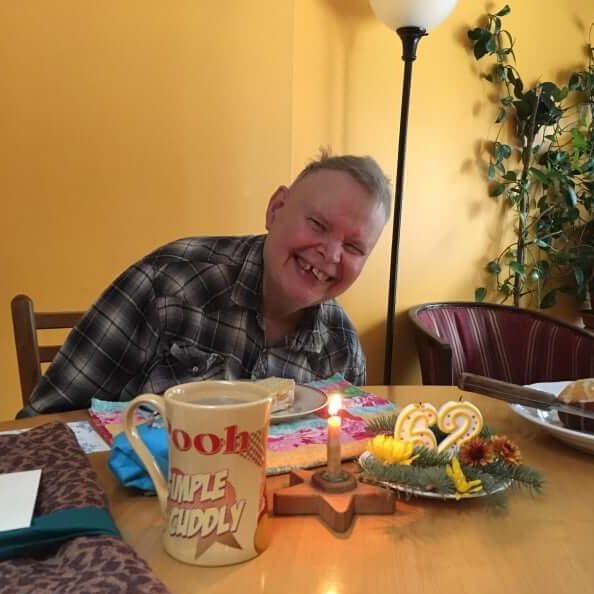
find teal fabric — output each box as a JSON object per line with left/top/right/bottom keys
{"left": 0, "top": 506, "right": 120, "bottom": 561}
{"left": 108, "top": 423, "right": 168, "bottom": 492}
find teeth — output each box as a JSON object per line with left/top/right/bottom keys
{"left": 296, "top": 258, "right": 310, "bottom": 272}
{"left": 311, "top": 267, "right": 329, "bottom": 282}
{"left": 296, "top": 256, "right": 330, "bottom": 281}
{"left": 296, "top": 257, "right": 311, "bottom": 271}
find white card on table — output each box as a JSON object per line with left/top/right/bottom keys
{"left": 0, "top": 469, "right": 42, "bottom": 531}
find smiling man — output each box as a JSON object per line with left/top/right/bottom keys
{"left": 18, "top": 152, "right": 391, "bottom": 416}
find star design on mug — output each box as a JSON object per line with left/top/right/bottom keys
{"left": 195, "top": 531, "right": 242, "bottom": 559}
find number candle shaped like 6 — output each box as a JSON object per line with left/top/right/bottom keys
{"left": 394, "top": 403, "right": 438, "bottom": 449}
{"left": 436, "top": 401, "right": 483, "bottom": 453}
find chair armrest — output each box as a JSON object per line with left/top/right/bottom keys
{"left": 408, "top": 308, "right": 454, "bottom": 385}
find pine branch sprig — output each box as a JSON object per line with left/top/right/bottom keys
{"left": 360, "top": 453, "right": 456, "bottom": 495}
{"left": 481, "top": 460, "right": 545, "bottom": 494}
{"left": 480, "top": 424, "right": 494, "bottom": 438}
{"left": 365, "top": 413, "right": 398, "bottom": 435}
{"left": 462, "top": 465, "right": 509, "bottom": 494}
{"left": 413, "top": 446, "right": 453, "bottom": 467}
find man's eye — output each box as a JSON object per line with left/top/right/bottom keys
{"left": 308, "top": 218, "right": 325, "bottom": 230}
{"left": 345, "top": 244, "right": 364, "bottom": 256}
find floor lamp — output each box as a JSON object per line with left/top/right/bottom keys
{"left": 369, "top": 0, "right": 458, "bottom": 385}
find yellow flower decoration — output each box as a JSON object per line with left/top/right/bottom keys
{"left": 446, "top": 456, "right": 483, "bottom": 499}
{"left": 368, "top": 435, "right": 418, "bottom": 465}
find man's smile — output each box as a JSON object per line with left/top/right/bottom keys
{"left": 295, "top": 255, "right": 332, "bottom": 282}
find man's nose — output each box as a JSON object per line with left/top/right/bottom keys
{"left": 323, "top": 239, "right": 342, "bottom": 263}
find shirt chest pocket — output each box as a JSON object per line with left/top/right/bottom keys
{"left": 157, "top": 297, "right": 226, "bottom": 381}
{"left": 169, "top": 342, "right": 225, "bottom": 379}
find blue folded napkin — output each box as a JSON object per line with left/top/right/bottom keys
{"left": 108, "top": 424, "right": 168, "bottom": 492}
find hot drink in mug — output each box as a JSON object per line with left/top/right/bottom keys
{"left": 124, "top": 380, "right": 273, "bottom": 566}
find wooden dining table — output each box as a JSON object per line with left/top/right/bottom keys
{"left": 2, "top": 385, "right": 593, "bottom": 594}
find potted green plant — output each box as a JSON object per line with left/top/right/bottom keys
{"left": 468, "top": 5, "right": 594, "bottom": 313}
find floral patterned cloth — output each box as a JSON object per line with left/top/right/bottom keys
{"left": 90, "top": 374, "right": 397, "bottom": 475}
{"left": 266, "top": 375, "right": 396, "bottom": 474}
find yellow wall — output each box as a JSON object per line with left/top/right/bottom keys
{"left": 0, "top": 1, "right": 294, "bottom": 418}
{"left": 1, "top": 1, "right": 592, "bottom": 419}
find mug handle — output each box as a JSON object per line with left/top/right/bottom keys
{"left": 124, "top": 394, "right": 168, "bottom": 516}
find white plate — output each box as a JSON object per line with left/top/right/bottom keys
{"left": 269, "top": 385, "right": 327, "bottom": 424}
{"left": 511, "top": 381, "right": 594, "bottom": 455}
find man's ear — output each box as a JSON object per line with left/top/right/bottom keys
{"left": 265, "top": 186, "right": 289, "bottom": 231}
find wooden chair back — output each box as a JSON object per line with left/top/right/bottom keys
{"left": 11, "top": 294, "right": 84, "bottom": 407}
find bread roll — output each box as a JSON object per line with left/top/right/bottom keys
{"left": 557, "top": 379, "right": 594, "bottom": 433}
{"left": 558, "top": 378, "right": 594, "bottom": 403}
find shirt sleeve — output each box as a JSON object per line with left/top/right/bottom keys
{"left": 18, "top": 260, "right": 160, "bottom": 416}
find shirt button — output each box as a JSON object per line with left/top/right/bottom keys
{"left": 191, "top": 366, "right": 200, "bottom": 376}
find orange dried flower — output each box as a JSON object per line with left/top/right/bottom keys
{"left": 491, "top": 435, "right": 522, "bottom": 465}
{"left": 458, "top": 437, "right": 495, "bottom": 466}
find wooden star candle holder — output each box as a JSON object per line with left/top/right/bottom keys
{"left": 272, "top": 467, "right": 395, "bottom": 533}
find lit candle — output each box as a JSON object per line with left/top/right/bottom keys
{"left": 326, "top": 394, "right": 342, "bottom": 479}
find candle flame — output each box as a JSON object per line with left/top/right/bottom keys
{"left": 328, "top": 393, "right": 342, "bottom": 416}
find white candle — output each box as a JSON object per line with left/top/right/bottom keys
{"left": 394, "top": 402, "right": 438, "bottom": 449}
{"left": 326, "top": 394, "right": 342, "bottom": 479}
{"left": 436, "top": 400, "right": 483, "bottom": 453}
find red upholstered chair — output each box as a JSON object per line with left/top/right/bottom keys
{"left": 409, "top": 302, "right": 594, "bottom": 386}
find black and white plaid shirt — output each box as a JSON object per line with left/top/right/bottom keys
{"left": 21, "top": 235, "right": 366, "bottom": 415}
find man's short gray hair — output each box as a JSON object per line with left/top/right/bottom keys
{"left": 295, "top": 150, "right": 392, "bottom": 220}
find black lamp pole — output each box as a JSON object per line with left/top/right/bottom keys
{"left": 383, "top": 26, "right": 427, "bottom": 385}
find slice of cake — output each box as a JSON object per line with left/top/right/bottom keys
{"left": 256, "top": 377, "right": 296, "bottom": 413}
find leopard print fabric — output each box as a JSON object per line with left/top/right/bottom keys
{"left": 0, "top": 422, "right": 106, "bottom": 515}
{"left": 0, "top": 536, "right": 169, "bottom": 594}
{"left": 0, "top": 423, "right": 170, "bottom": 594}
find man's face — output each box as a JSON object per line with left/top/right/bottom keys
{"left": 263, "top": 169, "right": 386, "bottom": 316}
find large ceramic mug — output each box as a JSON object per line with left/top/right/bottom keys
{"left": 124, "top": 381, "right": 273, "bottom": 566}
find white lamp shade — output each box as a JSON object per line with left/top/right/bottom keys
{"left": 369, "top": 0, "right": 458, "bottom": 32}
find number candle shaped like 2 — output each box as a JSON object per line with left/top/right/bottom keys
{"left": 436, "top": 401, "right": 483, "bottom": 453}
{"left": 393, "top": 403, "right": 438, "bottom": 449}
